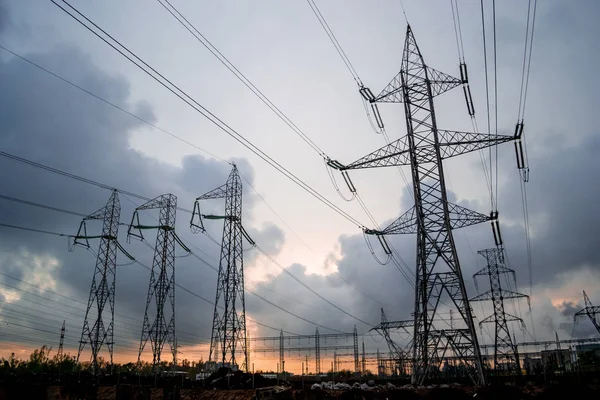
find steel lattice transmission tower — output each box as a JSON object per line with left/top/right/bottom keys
{"left": 75, "top": 190, "right": 132, "bottom": 373}
{"left": 57, "top": 320, "right": 66, "bottom": 359}
{"left": 471, "top": 248, "right": 528, "bottom": 373}
{"left": 574, "top": 290, "right": 600, "bottom": 335}
{"left": 191, "top": 165, "right": 253, "bottom": 371}
{"left": 128, "top": 193, "right": 189, "bottom": 368}
{"left": 328, "top": 25, "right": 516, "bottom": 385}
{"left": 370, "top": 309, "right": 412, "bottom": 376}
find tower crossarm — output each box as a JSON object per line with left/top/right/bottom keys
{"left": 479, "top": 312, "right": 523, "bottom": 326}
{"left": 438, "top": 130, "right": 514, "bottom": 160}
{"left": 574, "top": 290, "right": 600, "bottom": 335}
{"left": 373, "top": 66, "right": 462, "bottom": 103}
{"left": 371, "top": 320, "right": 415, "bottom": 331}
{"left": 196, "top": 183, "right": 228, "bottom": 200}
{"left": 328, "top": 130, "right": 513, "bottom": 172}
{"left": 473, "top": 264, "right": 515, "bottom": 278}
{"left": 371, "top": 202, "right": 490, "bottom": 236}
{"left": 575, "top": 306, "right": 600, "bottom": 317}
{"left": 470, "top": 289, "right": 529, "bottom": 302}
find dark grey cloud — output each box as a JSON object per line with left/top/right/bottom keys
{"left": 0, "top": 0, "right": 9, "bottom": 36}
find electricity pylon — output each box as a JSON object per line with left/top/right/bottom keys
{"left": 574, "top": 290, "right": 600, "bottom": 335}
{"left": 75, "top": 190, "right": 133, "bottom": 373}
{"left": 370, "top": 309, "right": 411, "bottom": 376}
{"left": 471, "top": 248, "right": 528, "bottom": 373}
{"left": 128, "top": 193, "right": 189, "bottom": 369}
{"left": 328, "top": 25, "right": 517, "bottom": 385}
{"left": 191, "top": 165, "right": 254, "bottom": 371}
{"left": 57, "top": 320, "right": 66, "bottom": 359}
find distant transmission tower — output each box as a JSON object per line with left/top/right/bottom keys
{"left": 574, "top": 290, "right": 600, "bottom": 335}
{"left": 328, "top": 25, "right": 518, "bottom": 385}
{"left": 57, "top": 320, "right": 66, "bottom": 359}
{"left": 75, "top": 190, "right": 133, "bottom": 373}
{"left": 370, "top": 308, "right": 410, "bottom": 376}
{"left": 128, "top": 193, "right": 189, "bottom": 368}
{"left": 191, "top": 165, "right": 253, "bottom": 371}
{"left": 471, "top": 248, "right": 528, "bottom": 373}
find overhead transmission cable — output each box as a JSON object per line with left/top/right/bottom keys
{"left": 50, "top": 0, "right": 365, "bottom": 229}
{"left": 0, "top": 213, "right": 336, "bottom": 334}
{"left": 514, "top": 0, "right": 538, "bottom": 300}
{"left": 156, "top": 0, "right": 326, "bottom": 158}
{"left": 305, "top": 0, "right": 416, "bottom": 287}
{"left": 238, "top": 172, "right": 392, "bottom": 308}
{"left": 0, "top": 35, "right": 398, "bottom": 311}
{"left": 305, "top": 0, "right": 362, "bottom": 86}
{"left": 0, "top": 44, "right": 227, "bottom": 165}
{"left": 0, "top": 151, "right": 377, "bottom": 327}
{"left": 156, "top": 0, "right": 403, "bottom": 303}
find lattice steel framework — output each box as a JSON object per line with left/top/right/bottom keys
{"left": 574, "top": 290, "right": 600, "bottom": 335}
{"left": 57, "top": 320, "right": 66, "bottom": 359}
{"left": 252, "top": 328, "right": 359, "bottom": 375}
{"left": 328, "top": 25, "right": 516, "bottom": 385}
{"left": 128, "top": 194, "right": 181, "bottom": 368}
{"left": 75, "top": 190, "right": 131, "bottom": 373}
{"left": 471, "top": 248, "right": 528, "bottom": 373}
{"left": 370, "top": 309, "right": 411, "bottom": 376}
{"left": 192, "top": 165, "right": 249, "bottom": 371}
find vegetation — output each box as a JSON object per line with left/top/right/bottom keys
{"left": 0, "top": 346, "right": 205, "bottom": 380}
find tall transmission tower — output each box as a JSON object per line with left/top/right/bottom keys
{"left": 574, "top": 290, "right": 600, "bottom": 335}
{"left": 191, "top": 165, "right": 253, "bottom": 371}
{"left": 57, "top": 320, "right": 66, "bottom": 359}
{"left": 471, "top": 248, "right": 528, "bottom": 373}
{"left": 75, "top": 190, "right": 132, "bottom": 373}
{"left": 370, "top": 309, "right": 411, "bottom": 376}
{"left": 128, "top": 193, "right": 189, "bottom": 368}
{"left": 328, "top": 25, "right": 517, "bottom": 385}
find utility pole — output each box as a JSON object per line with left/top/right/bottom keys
{"left": 328, "top": 25, "right": 517, "bottom": 385}
{"left": 471, "top": 248, "right": 528, "bottom": 374}
{"left": 75, "top": 190, "right": 132, "bottom": 374}
{"left": 191, "top": 165, "right": 253, "bottom": 371}
{"left": 574, "top": 290, "right": 600, "bottom": 335}
{"left": 129, "top": 194, "right": 189, "bottom": 369}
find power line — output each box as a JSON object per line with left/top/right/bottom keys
{"left": 0, "top": 218, "right": 303, "bottom": 336}
{"left": 50, "top": 0, "right": 365, "bottom": 229}
{"left": 239, "top": 172, "right": 391, "bottom": 308}
{"left": 0, "top": 222, "right": 72, "bottom": 238}
{"left": 156, "top": 0, "right": 326, "bottom": 158}
{"left": 303, "top": 0, "right": 417, "bottom": 289}
{"left": 0, "top": 44, "right": 386, "bottom": 310}
{"left": 0, "top": 44, "right": 227, "bottom": 165}
{"left": 255, "top": 244, "right": 374, "bottom": 327}
{"left": 306, "top": 0, "right": 362, "bottom": 86}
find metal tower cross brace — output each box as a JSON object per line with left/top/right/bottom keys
{"left": 75, "top": 190, "right": 132, "bottom": 373}
{"left": 128, "top": 193, "right": 186, "bottom": 368}
{"left": 328, "top": 25, "right": 516, "bottom": 386}
{"left": 192, "top": 165, "right": 252, "bottom": 371}
{"left": 471, "top": 248, "right": 528, "bottom": 374}
{"left": 574, "top": 290, "right": 600, "bottom": 335}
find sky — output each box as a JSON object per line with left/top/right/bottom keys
{"left": 0, "top": 0, "right": 599, "bottom": 374}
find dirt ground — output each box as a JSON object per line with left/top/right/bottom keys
{"left": 0, "top": 383, "right": 597, "bottom": 399}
